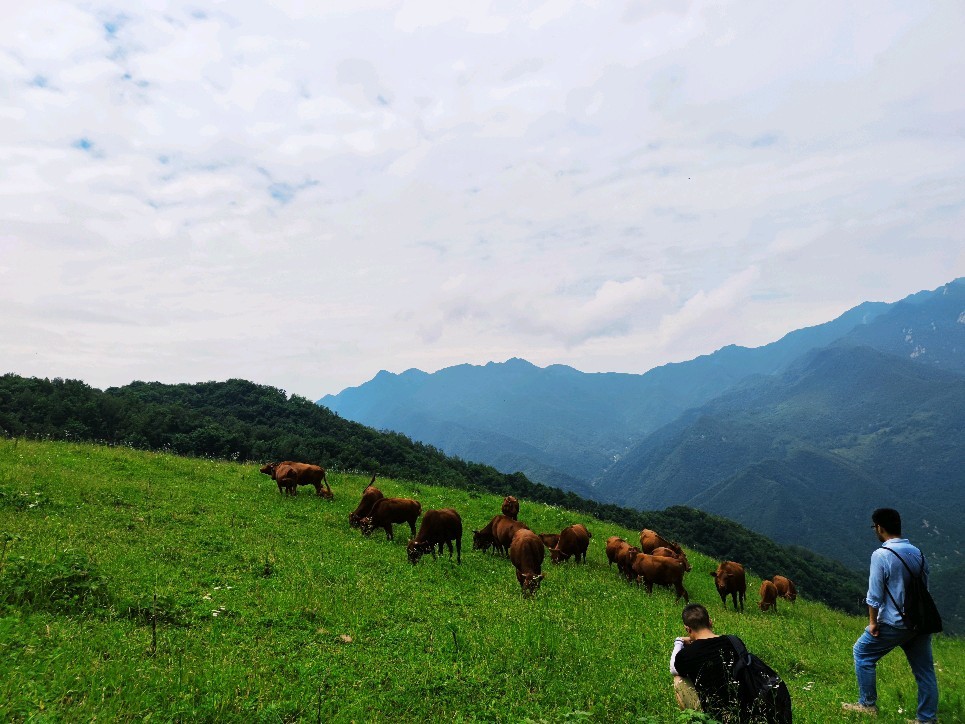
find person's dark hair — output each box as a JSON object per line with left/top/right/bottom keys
{"left": 682, "top": 603, "right": 712, "bottom": 631}
{"left": 872, "top": 508, "right": 902, "bottom": 536}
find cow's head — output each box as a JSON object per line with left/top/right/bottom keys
{"left": 472, "top": 530, "right": 491, "bottom": 551}
{"left": 520, "top": 573, "right": 544, "bottom": 596}
{"left": 359, "top": 517, "right": 375, "bottom": 536}
{"left": 549, "top": 547, "right": 569, "bottom": 564}
{"left": 407, "top": 539, "right": 433, "bottom": 564}
{"left": 348, "top": 513, "right": 361, "bottom": 529}
{"left": 259, "top": 463, "right": 277, "bottom": 478}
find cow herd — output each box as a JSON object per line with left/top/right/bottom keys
{"left": 259, "top": 463, "right": 799, "bottom": 607}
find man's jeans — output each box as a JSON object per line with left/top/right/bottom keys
{"left": 853, "top": 623, "right": 938, "bottom": 722}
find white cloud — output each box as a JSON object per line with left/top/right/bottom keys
{"left": 0, "top": 1, "right": 962, "bottom": 396}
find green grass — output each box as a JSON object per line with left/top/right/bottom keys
{"left": 0, "top": 439, "right": 962, "bottom": 723}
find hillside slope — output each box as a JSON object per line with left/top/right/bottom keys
{"left": 1, "top": 440, "right": 961, "bottom": 722}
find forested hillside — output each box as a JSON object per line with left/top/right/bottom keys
{"left": 0, "top": 373, "right": 865, "bottom": 613}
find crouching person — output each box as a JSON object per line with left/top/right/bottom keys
{"left": 670, "top": 603, "right": 792, "bottom": 722}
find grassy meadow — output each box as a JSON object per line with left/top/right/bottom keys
{"left": 0, "top": 439, "right": 962, "bottom": 723}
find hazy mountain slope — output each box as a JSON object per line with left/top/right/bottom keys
{"left": 595, "top": 346, "right": 965, "bottom": 609}
{"left": 319, "top": 299, "right": 891, "bottom": 488}
{"left": 837, "top": 277, "right": 965, "bottom": 373}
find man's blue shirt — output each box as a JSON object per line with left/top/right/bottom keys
{"left": 867, "top": 537, "right": 929, "bottom": 628}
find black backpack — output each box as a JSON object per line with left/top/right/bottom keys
{"left": 727, "top": 636, "right": 793, "bottom": 723}
{"left": 883, "top": 547, "right": 943, "bottom": 634}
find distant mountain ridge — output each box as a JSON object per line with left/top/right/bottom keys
{"left": 320, "top": 280, "right": 964, "bottom": 492}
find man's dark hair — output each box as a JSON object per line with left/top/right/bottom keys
{"left": 682, "top": 603, "right": 712, "bottom": 631}
{"left": 872, "top": 508, "right": 902, "bottom": 536}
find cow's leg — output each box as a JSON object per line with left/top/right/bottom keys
{"left": 385, "top": 524, "right": 393, "bottom": 541}
{"left": 408, "top": 519, "right": 417, "bottom": 537}
{"left": 314, "top": 483, "right": 322, "bottom": 496}
{"left": 455, "top": 538, "right": 461, "bottom": 564}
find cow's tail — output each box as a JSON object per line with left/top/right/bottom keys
{"left": 323, "top": 468, "right": 331, "bottom": 492}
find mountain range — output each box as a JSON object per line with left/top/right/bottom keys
{"left": 320, "top": 279, "right": 965, "bottom": 627}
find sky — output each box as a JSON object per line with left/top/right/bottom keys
{"left": 2, "top": 1, "right": 964, "bottom": 399}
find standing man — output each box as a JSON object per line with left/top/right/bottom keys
{"left": 843, "top": 508, "right": 939, "bottom": 723}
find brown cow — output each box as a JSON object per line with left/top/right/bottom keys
{"left": 630, "top": 553, "right": 689, "bottom": 603}
{"left": 501, "top": 496, "right": 520, "bottom": 520}
{"left": 639, "top": 529, "right": 690, "bottom": 571}
{"left": 711, "top": 561, "right": 746, "bottom": 612}
{"left": 407, "top": 508, "right": 462, "bottom": 564}
{"left": 606, "top": 536, "right": 630, "bottom": 567}
{"left": 550, "top": 524, "right": 591, "bottom": 564}
{"left": 359, "top": 497, "right": 422, "bottom": 540}
{"left": 472, "top": 515, "right": 500, "bottom": 554}
{"left": 509, "top": 528, "right": 545, "bottom": 596}
{"left": 538, "top": 533, "right": 560, "bottom": 549}
{"left": 773, "top": 575, "right": 797, "bottom": 603}
{"left": 493, "top": 516, "right": 531, "bottom": 557}
{"left": 618, "top": 546, "right": 641, "bottom": 582}
{"left": 759, "top": 580, "right": 778, "bottom": 612}
{"left": 349, "top": 475, "right": 383, "bottom": 528}
{"left": 261, "top": 461, "right": 332, "bottom": 498}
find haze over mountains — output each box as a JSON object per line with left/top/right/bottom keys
{"left": 321, "top": 279, "right": 965, "bottom": 624}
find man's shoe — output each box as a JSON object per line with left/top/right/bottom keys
{"left": 842, "top": 702, "right": 879, "bottom": 715}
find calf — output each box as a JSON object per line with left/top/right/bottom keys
{"left": 759, "top": 580, "right": 778, "bottom": 612}
{"left": 348, "top": 475, "right": 383, "bottom": 528}
{"left": 772, "top": 575, "right": 797, "bottom": 603}
{"left": 631, "top": 553, "right": 689, "bottom": 603}
{"left": 711, "top": 561, "right": 747, "bottom": 612}
{"left": 639, "top": 529, "right": 690, "bottom": 571}
{"left": 359, "top": 497, "right": 422, "bottom": 541}
{"left": 493, "top": 516, "right": 531, "bottom": 556}
{"left": 509, "top": 529, "right": 545, "bottom": 596}
{"left": 501, "top": 496, "right": 520, "bottom": 520}
{"left": 538, "top": 533, "right": 560, "bottom": 549}
{"left": 407, "top": 508, "right": 462, "bottom": 564}
{"left": 550, "top": 524, "right": 591, "bottom": 564}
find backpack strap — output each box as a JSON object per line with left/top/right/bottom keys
{"left": 882, "top": 546, "right": 925, "bottom": 578}
{"left": 727, "top": 635, "right": 748, "bottom": 658}
{"left": 880, "top": 546, "right": 926, "bottom": 627}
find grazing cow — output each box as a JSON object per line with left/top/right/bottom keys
{"left": 639, "top": 529, "right": 691, "bottom": 571}
{"left": 493, "top": 516, "right": 531, "bottom": 556}
{"left": 630, "top": 553, "right": 689, "bottom": 603}
{"left": 772, "top": 575, "right": 797, "bottom": 603}
{"left": 260, "top": 461, "right": 295, "bottom": 495}
{"left": 359, "top": 497, "right": 422, "bottom": 540}
{"left": 759, "top": 580, "right": 778, "bottom": 612}
{"left": 501, "top": 496, "right": 520, "bottom": 520}
{"left": 538, "top": 533, "right": 560, "bottom": 550}
{"left": 606, "top": 536, "right": 631, "bottom": 567}
{"left": 407, "top": 508, "right": 462, "bottom": 564}
{"left": 348, "top": 475, "right": 384, "bottom": 528}
{"left": 261, "top": 461, "right": 332, "bottom": 498}
{"left": 618, "top": 546, "right": 641, "bottom": 582}
{"left": 711, "top": 561, "right": 747, "bottom": 612}
{"left": 550, "top": 524, "right": 591, "bottom": 564}
{"left": 509, "top": 529, "right": 545, "bottom": 596}
{"left": 472, "top": 515, "right": 505, "bottom": 554}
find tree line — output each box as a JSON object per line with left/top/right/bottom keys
{"left": 0, "top": 373, "right": 864, "bottom": 611}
